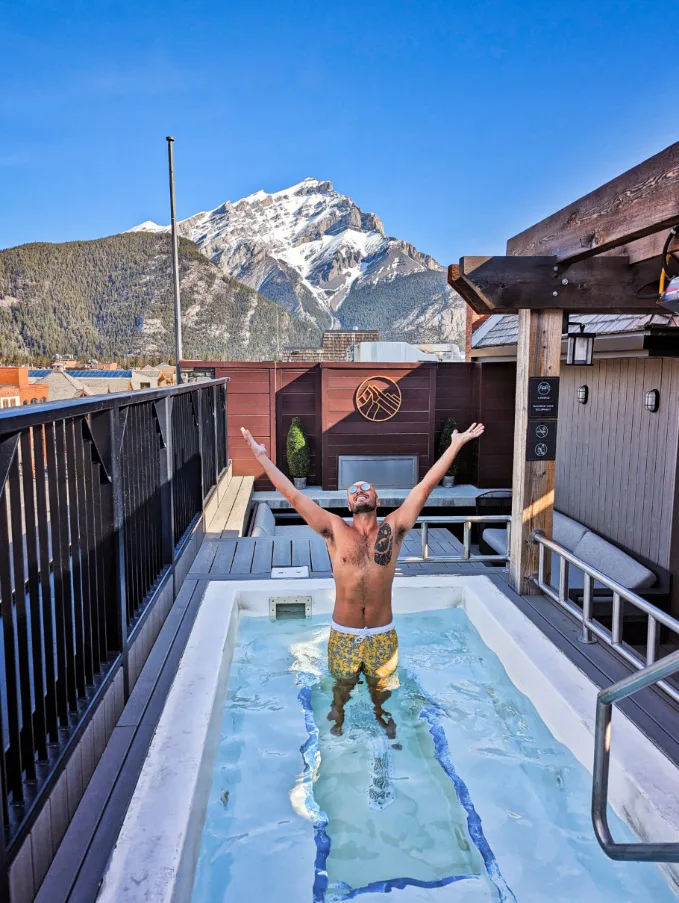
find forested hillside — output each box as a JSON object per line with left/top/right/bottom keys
{"left": 0, "top": 233, "right": 321, "bottom": 363}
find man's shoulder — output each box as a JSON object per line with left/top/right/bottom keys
{"left": 383, "top": 512, "right": 408, "bottom": 541}
{"left": 322, "top": 511, "right": 351, "bottom": 540}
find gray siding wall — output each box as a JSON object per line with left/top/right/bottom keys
{"left": 555, "top": 358, "right": 679, "bottom": 567}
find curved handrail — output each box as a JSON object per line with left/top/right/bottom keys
{"left": 529, "top": 530, "right": 679, "bottom": 861}
{"left": 592, "top": 648, "right": 679, "bottom": 861}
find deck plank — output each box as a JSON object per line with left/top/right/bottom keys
{"left": 310, "top": 540, "right": 332, "bottom": 573}
{"left": 431, "top": 527, "right": 465, "bottom": 555}
{"left": 251, "top": 537, "right": 274, "bottom": 574}
{"left": 292, "top": 539, "right": 311, "bottom": 569}
{"left": 208, "top": 477, "right": 242, "bottom": 535}
{"left": 272, "top": 538, "right": 292, "bottom": 568}
{"left": 230, "top": 539, "right": 256, "bottom": 575}
{"left": 189, "top": 539, "right": 219, "bottom": 574}
{"left": 210, "top": 539, "right": 238, "bottom": 574}
{"left": 224, "top": 476, "right": 254, "bottom": 537}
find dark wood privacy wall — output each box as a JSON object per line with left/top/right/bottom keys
{"left": 185, "top": 360, "right": 516, "bottom": 491}
{"left": 322, "top": 364, "right": 440, "bottom": 490}
{"left": 555, "top": 358, "right": 679, "bottom": 569}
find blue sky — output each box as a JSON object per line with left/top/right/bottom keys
{"left": 1, "top": 0, "right": 676, "bottom": 263}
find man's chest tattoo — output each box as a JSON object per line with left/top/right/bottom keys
{"left": 374, "top": 522, "right": 393, "bottom": 566}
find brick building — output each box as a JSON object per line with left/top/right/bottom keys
{"left": 0, "top": 367, "right": 48, "bottom": 408}
{"left": 284, "top": 329, "right": 379, "bottom": 362}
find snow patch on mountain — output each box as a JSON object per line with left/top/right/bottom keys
{"left": 130, "top": 177, "right": 464, "bottom": 344}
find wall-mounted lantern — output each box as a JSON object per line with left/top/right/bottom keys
{"left": 645, "top": 389, "right": 660, "bottom": 413}
{"left": 566, "top": 321, "right": 595, "bottom": 366}
{"left": 577, "top": 385, "right": 589, "bottom": 405}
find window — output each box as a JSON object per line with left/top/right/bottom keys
{"left": 30, "top": 398, "right": 38, "bottom": 404}
{"left": 140, "top": 382, "right": 151, "bottom": 389}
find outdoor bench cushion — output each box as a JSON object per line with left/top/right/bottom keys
{"left": 250, "top": 502, "right": 276, "bottom": 537}
{"left": 273, "top": 524, "right": 317, "bottom": 539}
{"left": 570, "top": 531, "right": 656, "bottom": 591}
{"left": 552, "top": 512, "right": 588, "bottom": 551}
{"left": 482, "top": 528, "right": 508, "bottom": 556}
{"left": 482, "top": 512, "right": 584, "bottom": 559}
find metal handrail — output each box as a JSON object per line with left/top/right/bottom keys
{"left": 531, "top": 531, "right": 679, "bottom": 705}
{"left": 592, "top": 649, "right": 679, "bottom": 861}
{"left": 531, "top": 531, "right": 679, "bottom": 861}
{"left": 331, "top": 513, "right": 512, "bottom": 563}
{"left": 408, "top": 514, "right": 511, "bottom": 564}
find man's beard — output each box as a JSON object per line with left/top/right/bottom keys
{"left": 350, "top": 499, "right": 377, "bottom": 514}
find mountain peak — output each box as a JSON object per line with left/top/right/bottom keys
{"left": 127, "top": 178, "right": 464, "bottom": 346}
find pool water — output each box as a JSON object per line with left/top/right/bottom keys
{"left": 191, "top": 609, "right": 677, "bottom": 902}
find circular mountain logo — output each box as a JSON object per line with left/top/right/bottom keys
{"left": 537, "top": 381, "right": 551, "bottom": 396}
{"left": 356, "top": 376, "right": 402, "bottom": 422}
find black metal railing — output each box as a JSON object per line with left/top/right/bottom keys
{"left": 171, "top": 391, "right": 203, "bottom": 546}
{"left": 199, "top": 383, "right": 217, "bottom": 500}
{"left": 216, "top": 382, "right": 227, "bottom": 475}
{"left": 0, "top": 379, "right": 227, "bottom": 865}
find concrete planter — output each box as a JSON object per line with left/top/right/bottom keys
{"left": 293, "top": 477, "right": 307, "bottom": 489}
{"left": 442, "top": 475, "right": 456, "bottom": 488}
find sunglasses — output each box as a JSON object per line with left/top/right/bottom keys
{"left": 348, "top": 482, "right": 372, "bottom": 494}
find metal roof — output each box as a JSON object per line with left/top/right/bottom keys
{"left": 472, "top": 313, "right": 679, "bottom": 348}
{"left": 66, "top": 369, "right": 133, "bottom": 378}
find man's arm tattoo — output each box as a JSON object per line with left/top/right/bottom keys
{"left": 374, "top": 522, "right": 393, "bottom": 566}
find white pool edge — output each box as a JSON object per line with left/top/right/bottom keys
{"left": 97, "top": 575, "right": 679, "bottom": 901}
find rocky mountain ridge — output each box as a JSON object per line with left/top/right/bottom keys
{"left": 131, "top": 178, "right": 465, "bottom": 345}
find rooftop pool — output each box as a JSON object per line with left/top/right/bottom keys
{"left": 97, "top": 576, "right": 679, "bottom": 902}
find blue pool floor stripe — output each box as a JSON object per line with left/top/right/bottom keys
{"left": 296, "top": 670, "right": 517, "bottom": 902}
{"left": 419, "top": 704, "right": 517, "bottom": 903}
{"left": 297, "top": 682, "right": 331, "bottom": 903}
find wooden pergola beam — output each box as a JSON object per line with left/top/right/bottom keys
{"left": 448, "top": 255, "right": 661, "bottom": 315}
{"left": 506, "top": 140, "right": 679, "bottom": 263}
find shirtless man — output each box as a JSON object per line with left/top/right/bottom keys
{"left": 240, "top": 422, "right": 484, "bottom": 735}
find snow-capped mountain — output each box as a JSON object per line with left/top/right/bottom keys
{"left": 130, "top": 178, "right": 464, "bottom": 344}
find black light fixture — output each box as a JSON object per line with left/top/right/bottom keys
{"left": 645, "top": 389, "right": 660, "bottom": 413}
{"left": 566, "top": 320, "right": 595, "bottom": 366}
{"left": 577, "top": 385, "right": 589, "bottom": 405}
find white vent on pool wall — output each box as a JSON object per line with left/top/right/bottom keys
{"left": 269, "top": 596, "right": 312, "bottom": 619}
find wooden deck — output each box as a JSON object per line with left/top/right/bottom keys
{"left": 189, "top": 526, "right": 491, "bottom": 579}
{"left": 205, "top": 475, "right": 254, "bottom": 539}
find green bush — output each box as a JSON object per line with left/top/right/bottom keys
{"left": 438, "top": 417, "right": 459, "bottom": 476}
{"left": 287, "top": 416, "right": 310, "bottom": 479}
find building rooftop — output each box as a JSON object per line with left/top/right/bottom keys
{"left": 472, "top": 312, "right": 679, "bottom": 349}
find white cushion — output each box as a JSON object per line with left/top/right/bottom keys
{"left": 274, "top": 525, "right": 317, "bottom": 539}
{"left": 482, "top": 528, "right": 508, "bottom": 556}
{"left": 549, "top": 562, "right": 605, "bottom": 593}
{"left": 553, "top": 512, "right": 588, "bottom": 551}
{"left": 571, "top": 532, "right": 656, "bottom": 591}
{"left": 250, "top": 502, "right": 276, "bottom": 537}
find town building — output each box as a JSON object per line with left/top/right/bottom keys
{"left": 0, "top": 366, "right": 49, "bottom": 407}
{"left": 283, "top": 329, "right": 380, "bottom": 362}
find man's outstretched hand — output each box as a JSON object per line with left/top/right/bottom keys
{"left": 452, "top": 422, "right": 485, "bottom": 446}
{"left": 241, "top": 427, "right": 266, "bottom": 459}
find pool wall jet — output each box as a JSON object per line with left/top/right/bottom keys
{"left": 97, "top": 575, "right": 679, "bottom": 902}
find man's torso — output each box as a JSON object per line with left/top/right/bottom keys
{"left": 325, "top": 515, "right": 404, "bottom": 628}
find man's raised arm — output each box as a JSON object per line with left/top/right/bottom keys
{"left": 240, "top": 428, "right": 338, "bottom": 539}
{"left": 391, "top": 422, "right": 485, "bottom": 534}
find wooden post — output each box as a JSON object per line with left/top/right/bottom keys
{"left": 509, "top": 309, "right": 562, "bottom": 595}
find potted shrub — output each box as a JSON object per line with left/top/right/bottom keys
{"left": 438, "top": 417, "right": 459, "bottom": 488}
{"left": 287, "top": 416, "right": 311, "bottom": 489}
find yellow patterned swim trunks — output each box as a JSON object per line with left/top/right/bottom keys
{"left": 328, "top": 621, "right": 399, "bottom": 689}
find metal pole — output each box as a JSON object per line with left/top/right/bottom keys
{"left": 166, "top": 136, "right": 183, "bottom": 385}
